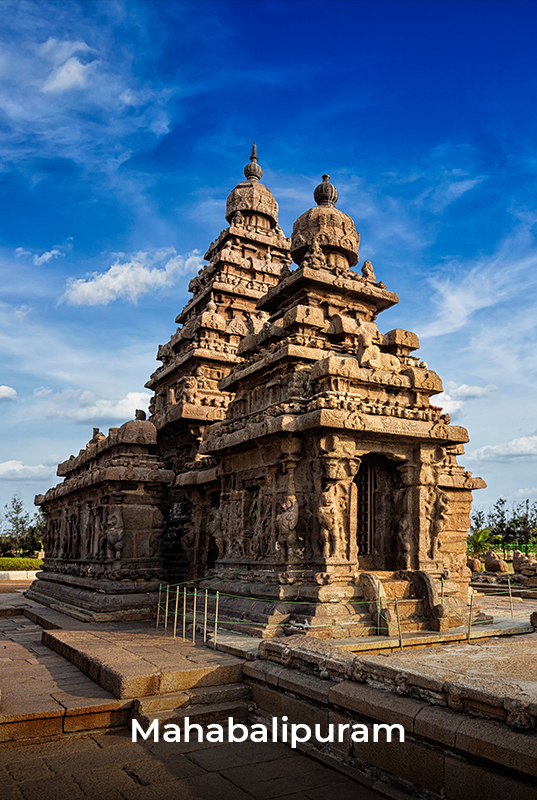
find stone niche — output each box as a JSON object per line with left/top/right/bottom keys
{"left": 28, "top": 421, "right": 174, "bottom": 621}
{"left": 177, "top": 173, "right": 487, "bottom": 639}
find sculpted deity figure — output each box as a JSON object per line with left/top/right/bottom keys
{"left": 302, "top": 239, "right": 326, "bottom": 270}
{"left": 184, "top": 375, "right": 198, "bottom": 403}
{"left": 208, "top": 507, "right": 226, "bottom": 559}
{"left": 361, "top": 259, "right": 377, "bottom": 282}
{"left": 106, "top": 512, "right": 125, "bottom": 560}
{"left": 276, "top": 495, "right": 300, "bottom": 561}
{"left": 317, "top": 489, "right": 340, "bottom": 559}
{"left": 356, "top": 320, "right": 400, "bottom": 373}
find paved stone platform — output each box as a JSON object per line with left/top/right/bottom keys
{"left": 0, "top": 615, "right": 131, "bottom": 742}
{"left": 43, "top": 628, "right": 245, "bottom": 699}
{"left": 0, "top": 727, "right": 388, "bottom": 800}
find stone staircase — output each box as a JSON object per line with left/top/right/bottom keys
{"left": 132, "top": 682, "right": 253, "bottom": 730}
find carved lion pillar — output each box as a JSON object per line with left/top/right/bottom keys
{"left": 396, "top": 463, "right": 420, "bottom": 570}
{"left": 317, "top": 435, "right": 361, "bottom": 565}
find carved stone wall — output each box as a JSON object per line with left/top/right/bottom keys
{"left": 29, "top": 421, "right": 174, "bottom": 621}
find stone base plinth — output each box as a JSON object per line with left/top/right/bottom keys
{"left": 26, "top": 571, "right": 161, "bottom": 622}
{"left": 200, "top": 569, "right": 487, "bottom": 640}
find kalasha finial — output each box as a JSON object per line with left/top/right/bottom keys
{"left": 313, "top": 174, "right": 339, "bottom": 207}
{"left": 244, "top": 142, "right": 263, "bottom": 182}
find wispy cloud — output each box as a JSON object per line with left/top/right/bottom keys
{"left": 0, "top": 460, "right": 56, "bottom": 481}
{"left": 37, "top": 388, "right": 152, "bottom": 423}
{"left": 33, "top": 248, "right": 64, "bottom": 266}
{"left": 15, "top": 239, "right": 72, "bottom": 267}
{"left": 0, "top": 385, "right": 17, "bottom": 401}
{"left": 41, "top": 389, "right": 151, "bottom": 422}
{"left": 435, "top": 381, "right": 497, "bottom": 417}
{"left": 61, "top": 248, "right": 202, "bottom": 305}
{"left": 0, "top": 6, "right": 175, "bottom": 173}
{"left": 418, "top": 225, "right": 537, "bottom": 338}
{"left": 469, "top": 434, "right": 537, "bottom": 461}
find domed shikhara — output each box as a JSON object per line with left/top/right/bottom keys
{"left": 291, "top": 174, "right": 360, "bottom": 269}
{"left": 225, "top": 143, "right": 279, "bottom": 230}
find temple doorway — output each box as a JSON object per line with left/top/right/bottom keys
{"left": 354, "top": 453, "right": 403, "bottom": 571}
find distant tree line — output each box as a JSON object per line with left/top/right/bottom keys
{"left": 469, "top": 498, "right": 537, "bottom": 555}
{"left": 0, "top": 495, "right": 44, "bottom": 557}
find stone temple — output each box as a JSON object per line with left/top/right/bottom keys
{"left": 30, "top": 146, "right": 486, "bottom": 638}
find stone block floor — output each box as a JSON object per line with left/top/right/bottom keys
{"left": 0, "top": 586, "right": 388, "bottom": 799}
{"left": 0, "top": 728, "right": 388, "bottom": 800}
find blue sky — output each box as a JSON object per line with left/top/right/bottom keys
{"left": 1, "top": 0, "right": 537, "bottom": 519}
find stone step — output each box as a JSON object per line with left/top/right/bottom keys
{"left": 378, "top": 579, "right": 414, "bottom": 599}
{"left": 135, "top": 683, "right": 250, "bottom": 714}
{"left": 42, "top": 629, "right": 245, "bottom": 699}
{"left": 392, "top": 598, "right": 425, "bottom": 615}
{"left": 399, "top": 618, "right": 431, "bottom": 631}
{"left": 134, "top": 700, "right": 252, "bottom": 729}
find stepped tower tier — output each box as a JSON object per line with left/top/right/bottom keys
{"left": 178, "top": 174, "right": 487, "bottom": 639}
{"left": 145, "top": 146, "right": 291, "bottom": 579}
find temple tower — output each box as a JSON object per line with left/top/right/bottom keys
{"left": 146, "top": 146, "right": 291, "bottom": 577}
{"left": 179, "top": 174, "right": 486, "bottom": 638}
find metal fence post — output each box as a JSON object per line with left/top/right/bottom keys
{"left": 192, "top": 588, "right": 197, "bottom": 644}
{"left": 467, "top": 593, "right": 474, "bottom": 643}
{"left": 173, "top": 586, "right": 179, "bottom": 638}
{"left": 164, "top": 584, "right": 169, "bottom": 635}
{"left": 183, "top": 587, "right": 186, "bottom": 640}
{"left": 214, "top": 591, "right": 219, "bottom": 650}
{"left": 203, "top": 589, "right": 208, "bottom": 643}
{"left": 156, "top": 583, "right": 161, "bottom": 632}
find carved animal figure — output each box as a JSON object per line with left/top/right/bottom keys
{"left": 484, "top": 551, "right": 508, "bottom": 573}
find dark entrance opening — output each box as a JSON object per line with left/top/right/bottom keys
{"left": 354, "top": 454, "right": 404, "bottom": 571}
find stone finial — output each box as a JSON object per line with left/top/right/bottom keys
{"left": 313, "top": 174, "right": 339, "bottom": 207}
{"left": 361, "top": 259, "right": 377, "bottom": 282}
{"left": 244, "top": 142, "right": 263, "bottom": 183}
{"left": 135, "top": 409, "right": 146, "bottom": 421}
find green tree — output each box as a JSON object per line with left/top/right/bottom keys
{"left": 467, "top": 526, "right": 499, "bottom": 557}
{"left": 22, "top": 510, "right": 44, "bottom": 557}
{"left": 0, "top": 496, "right": 43, "bottom": 557}
{"left": 509, "top": 500, "right": 537, "bottom": 554}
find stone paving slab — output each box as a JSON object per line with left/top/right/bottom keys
{"left": 43, "top": 628, "right": 245, "bottom": 699}
{"left": 0, "top": 617, "right": 131, "bottom": 741}
{"left": 0, "top": 727, "right": 387, "bottom": 800}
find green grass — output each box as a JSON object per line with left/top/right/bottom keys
{"left": 0, "top": 557, "right": 43, "bottom": 571}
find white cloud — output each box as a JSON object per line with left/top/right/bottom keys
{"left": 40, "top": 389, "right": 152, "bottom": 422}
{"left": 37, "top": 37, "right": 92, "bottom": 66}
{"left": 61, "top": 249, "right": 202, "bottom": 305}
{"left": 435, "top": 381, "right": 497, "bottom": 416}
{"left": 0, "top": 385, "right": 17, "bottom": 401}
{"left": 13, "top": 305, "right": 33, "bottom": 319}
{"left": 0, "top": 460, "right": 56, "bottom": 481}
{"left": 34, "top": 387, "right": 53, "bottom": 398}
{"left": 469, "top": 435, "right": 537, "bottom": 461}
{"left": 418, "top": 226, "right": 537, "bottom": 338}
{"left": 42, "top": 56, "right": 95, "bottom": 93}
{"left": 426, "top": 176, "right": 484, "bottom": 213}
{"left": 33, "top": 248, "right": 64, "bottom": 266}
{"left": 0, "top": 10, "right": 177, "bottom": 174}
{"left": 15, "top": 247, "right": 31, "bottom": 257}
{"left": 513, "top": 486, "right": 537, "bottom": 499}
